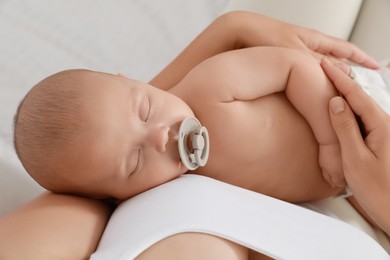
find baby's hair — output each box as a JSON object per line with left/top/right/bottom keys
{"left": 13, "top": 69, "right": 94, "bottom": 192}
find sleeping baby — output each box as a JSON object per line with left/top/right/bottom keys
{"left": 13, "top": 46, "right": 390, "bottom": 203}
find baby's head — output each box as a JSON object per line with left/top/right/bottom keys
{"left": 14, "top": 69, "right": 192, "bottom": 199}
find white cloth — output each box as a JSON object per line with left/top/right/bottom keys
{"left": 350, "top": 64, "right": 390, "bottom": 115}
{"left": 91, "top": 175, "right": 388, "bottom": 259}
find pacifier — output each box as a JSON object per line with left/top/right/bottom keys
{"left": 178, "top": 116, "right": 210, "bottom": 170}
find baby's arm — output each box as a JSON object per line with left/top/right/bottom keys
{"left": 283, "top": 51, "right": 344, "bottom": 187}
{"left": 193, "top": 46, "right": 343, "bottom": 187}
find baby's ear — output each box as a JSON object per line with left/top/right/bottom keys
{"left": 117, "top": 73, "right": 128, "bottom": 78}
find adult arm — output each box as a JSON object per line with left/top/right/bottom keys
{"left": 0, "top": 192, "right": 113, "bottom": 259}
{"left": 323, "top": 58, "right": 390, "bottom": 235}
{"left": 150, "top": 11, "right": 378, "bottom": 90}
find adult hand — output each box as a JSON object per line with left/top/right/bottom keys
{"left": 234, "top": 11, "right": 379, "bottom": 69}
{"left": 322, "top": 58, "right": 390, "bottom": 235}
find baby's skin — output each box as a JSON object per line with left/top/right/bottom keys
{"left": 16, "top": 46, "right": 343, "bottom": 202}
{"left": 175, "top": 47, "right": 343, "bottom": 202}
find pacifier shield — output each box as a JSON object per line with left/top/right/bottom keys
{"left": 178, "top": 116, "right": 210, "bottom": 170}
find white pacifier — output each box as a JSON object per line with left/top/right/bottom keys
{"left": 178, "top": 116, "right": 210, "bottom": 170}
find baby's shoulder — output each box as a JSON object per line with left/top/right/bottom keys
{"left": 178, "top": 53, "right": 246, "bottom": 103}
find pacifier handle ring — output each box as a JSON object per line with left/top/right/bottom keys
{"left": 194, "top": 127, "right": 209, "bottom": 166}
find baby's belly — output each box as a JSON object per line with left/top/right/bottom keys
{"left": 192, "top": 93, "right": 342, "bottom": 202}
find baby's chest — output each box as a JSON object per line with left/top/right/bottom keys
{"left": 198, "top": 94, "right": 292, "bottom": 156}
{"left": 192, "top": 93, "right": 317, "bottom": 175}
{"left": 189, "top": 93, "right": 327, "bottom": 201}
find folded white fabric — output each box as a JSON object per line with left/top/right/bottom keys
{"left": 350, "top": 64, "right": 390, "bottom": 115}
{"left": 91, "top": 174, "right": 388, "bottom": 259}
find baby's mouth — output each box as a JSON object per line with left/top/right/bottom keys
{"left": 166, "top": 129, "right": 181, "bottom": 163}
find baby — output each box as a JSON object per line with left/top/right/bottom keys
{"left": 13, "top": 46, "right": 389, "bottom": 202}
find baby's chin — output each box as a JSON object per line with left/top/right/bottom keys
{"left": 178, "top": 161, "right": 189, "bottom": 174}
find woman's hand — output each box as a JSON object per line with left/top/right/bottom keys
{"left": 150, "top": 11, "right": 378, "bottom": 90}
{"left": 322, "top": 58, "right": 390, "bottom": 235}
{"left": 228, "top": 11, "right": 379, "bottom": 69}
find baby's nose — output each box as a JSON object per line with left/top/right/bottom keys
{"left": 148, "top": 125, "right": 170, "bottom": 153}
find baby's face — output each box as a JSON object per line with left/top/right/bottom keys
{"left": 68, "top": 73, "right": 193, "bottom": 199}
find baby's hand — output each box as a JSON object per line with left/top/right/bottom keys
{"left": 319, "top": 143, "right": 346, "bottom": 188}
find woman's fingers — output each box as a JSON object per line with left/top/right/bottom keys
{"left": 321, "top": 58, "right": 384, "bottom": 134}
{"left": 303, "top": 31, "right": 379, "bottom": 69}
{"left": 328, "top": 96, "right": 370, "bottom": 161}
{"left": 326, "top": 38, "right": 379, "bottom": 69}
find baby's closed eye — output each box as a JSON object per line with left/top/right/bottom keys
{"left": 141, "top": 96, "right": 151, "bottom": 122}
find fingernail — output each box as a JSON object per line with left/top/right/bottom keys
{"left": 330, "top": 97, "right": 345, "bottom": 114}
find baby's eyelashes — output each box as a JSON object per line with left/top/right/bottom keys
{"left": 142, "top": 96, "right": 151, "bottom": 122}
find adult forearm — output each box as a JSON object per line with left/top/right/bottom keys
{"left": 149, "top": 12, "right": 238, "bottom": 90}
{"left": 149, "top": 11, "right": 295, "bottom": 90}
{"left": 0, "top": 192, "right": 113, "bottom": 259}
{"left": 149, "top": 10, "right": 378, "bottom": 90}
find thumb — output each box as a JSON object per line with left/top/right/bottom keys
{"left": 329, "top": 96, "right": 368, "bottom": 160}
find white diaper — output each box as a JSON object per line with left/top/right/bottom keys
{"left": 350, "top": 63, "right": 390, "bottom": 115}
